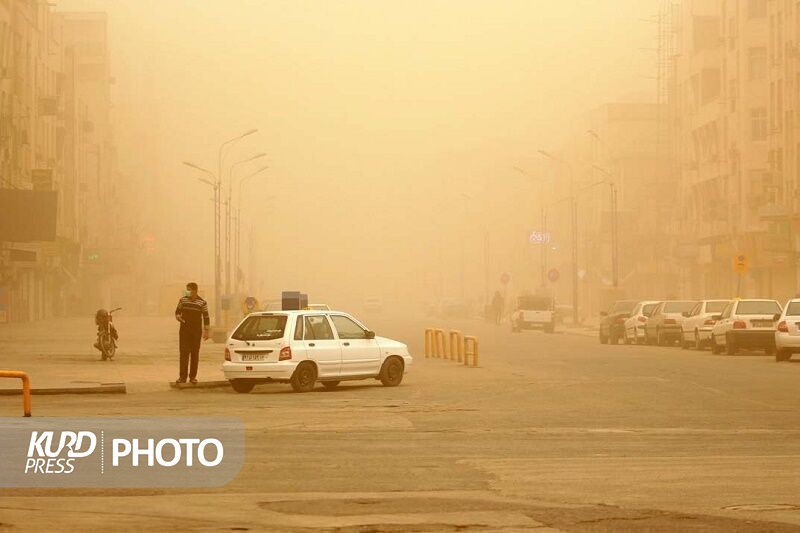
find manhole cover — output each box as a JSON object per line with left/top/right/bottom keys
{"left": 723, "top": 504, "right": 800, "bottom": 512}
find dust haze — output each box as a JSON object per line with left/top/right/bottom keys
{"left": 0, "top": 0, "right": 658, "bottom": 320}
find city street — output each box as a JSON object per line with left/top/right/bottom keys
{"left": 3, "top": 314, "right": 800, "bottom": 531}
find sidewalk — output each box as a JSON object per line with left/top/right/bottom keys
{"left": 0, "top": 316, "right": 226, "bottom": 394}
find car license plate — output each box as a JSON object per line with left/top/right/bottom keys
{"left": 241, "top": 354, "right": 264, "bottom": 362}
{"left": 752, "top": 320, "right": 773, "bottom": 327}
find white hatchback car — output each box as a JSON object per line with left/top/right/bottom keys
{"left": 775, "top": 298, "right": 800, "bottom": 362}
{"left": 709, "top": 299, "right": 782, "bottom": 356}
{"left": 222, "top": 310, "right": 412, "bottom": 393}
{"left": 679, "top": 299, "right": 731, "bottom": 350}
{"left": 622, "top": 301, "right": 660, "bottom": 344}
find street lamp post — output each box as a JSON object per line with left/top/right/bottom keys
{"left": 513, "top": 166, "right": 550, "bottom": 289}
{"left": 183, "top": 160, "right": 220, "bottom": 306}
{"left": 226, "top": 153, "right": 266, "bottom": 298}
{"left": 591, "top": 165, "right": 620, "bottom": 288}
{"left": 216, "top": 129, "right": 258, "bottom": 327}
{"left": 235, "top": 165, "right": 269, "bottom": 292}
{"left": 538, "top": 150, "right": 579, "bottom": 325}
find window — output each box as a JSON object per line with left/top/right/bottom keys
{"left": 785, "top": 302, "right": 800, "bottom": 316}
{"left": 518, "top": 296, "right": 553, "bottom": 311}
{"left": 748, "top": 47, "right": 767, "bottom": 80}
{"left": 330, "top": 315, "right": 369, "bottom": 339}
{"left": 611, "top": 301, "right": 638, "bottom": 314}
{"left": 706, "top": 301, "right": 730, "bottom": 313}
{"left": 751, "top": 108, "right": 768, "bottom": 141}
{"left": 294, "top": 316, "right": 304, "bottom": 340}
{"left": 303, "top": 315, "right": 334, "bottom": 340}
{"left": 232, "top": 314, "right": 287, "bottom": 341}
{"left": 663, "top": 301, "right": 697, "bottom": 313}
{"left": 735, "top": 300, "right": 782, "bottom": 315}
{"left": 689, "top": 303, "right": 701, "bottom": 316}
{"left": 642, "top": 303, "right": 658, "bottom": 316}
{"left": 749, "top": 0, "right": 767, "bottom": 18}
{"left": 721, "top": 303, "right": 733, "bottom": 319}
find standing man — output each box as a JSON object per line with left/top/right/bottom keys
{"left": 175, "top": 282, "right": 210, "bottom": 384}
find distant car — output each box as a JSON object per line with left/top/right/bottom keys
{"left": 222, "top": 310, "right": 412, "bottom": 393}
{"left": 644, "top": 300, "right": 697, "bottom": 346}
{"left": 364, "top": 298, "right": 384, "bottom": 312}
{"left": 622, "top": 301, "right": 660, "bottom": 344}
{"left": 305, "top": 304, "right": 331, "bottom": 311}
{"left": 709, "top": 299, "right": 781, "bottom": 355}
{"left": 511, "top": 295, "right": 556, "bottom": 333}
{"left": 774, "top": 299, "right": 800, "bottom": 361}
{"left": 679, "top": 299, "right": 731, "bottom": 350}
{"left": 599, "top": 300, "right": 638, "bottom": 344}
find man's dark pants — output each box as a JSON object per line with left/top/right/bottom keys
{"left": 179, "top": 326, "right": 202, "bottom": 381}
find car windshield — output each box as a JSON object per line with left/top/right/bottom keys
{"left": 786, "top": 302, "right": 800, "bottom": 316}
{"left": 642, "top": 303, "right": 658, "bottom": 316}
{"left": 663, "top": 301, "right": 696, "bottom": 313}
{"left": 736, "top": 300, "right": 781, "bottom": 315}
{"left": 706, "top": 301, "right": 729, "bottom": 313}
{"left": 611, "top": 301, "right": 637, "bottom": 313}
{"left": 231, "top": 314, "right": 288, "bottom": 341}
{"left": 518, "top": 296, "right": 552, "bottom": 310}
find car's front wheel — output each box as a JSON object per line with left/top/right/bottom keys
{"left": 379, "top": 356, "right": 404, "bottom": 387}
{"left": 290, "top": 362, "right": 317, "bottom": 393}
{"left": 230, "top": 379, "right": 255, "bottom": 394}
{"left": 776, "top": 348, "right": 792, "bottom": 362}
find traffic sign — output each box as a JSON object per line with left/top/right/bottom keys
{"left": 547, "top": 268, "right": 560, "bottom": 282}
{"left": 528, "top": 231, "right": 552, "bottom": 245}
{"left": 733, "top": 254, "right": 749, "bottom": 274}
{"left": 500, "top": 272, "right": 511, "bottom": 285}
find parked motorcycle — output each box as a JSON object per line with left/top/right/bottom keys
{"left": 94, "top": 307, "right": 121, "bottom": 361}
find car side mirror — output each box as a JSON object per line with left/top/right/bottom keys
{"left": 774, "top": 313, "right": 781, "bottom": 321}
{"left": 600, "top": 311, "right": 608, "bottom": 317}
{"left": 365, "top": 330, "right": 376, "bottom": 339}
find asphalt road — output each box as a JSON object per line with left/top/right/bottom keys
{"left": 3, "top": 314, "right": 800, "bottom": 531}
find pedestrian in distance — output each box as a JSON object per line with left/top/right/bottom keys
{"left": 174, "top": 282, "right": 210, "bottom": 385}
{"left": 492, "top": 290, "right": 504, "bottom": 325}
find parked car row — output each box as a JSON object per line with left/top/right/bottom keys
{"left": 600, "top": 298, "right": 800, "bottom": 361}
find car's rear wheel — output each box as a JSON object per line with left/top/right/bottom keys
{"left": 379, "top": 356, "right": 404, "bottom": 387}
{"left": 680, "top": 332, "right": 690, "bottom": 349}
{"left": 230, "top": 379, "right": 255, "bottom": 394}
{"left": 725, "top": 333, "right": 737, "bottom": 355}
{"left": 290, "top": 362, "right": 317, "bottom": 393}
{"left": 710, "top": 334, "right": 721, "bottom": 354}
{"left": 657, "top": 329, "right": 667, "bottom": 346}
{"left": 321, "top": 381, "right": 340, "bottom": 389}
{"left": 694, "top": 330, "right": 702, "bottom": 350}
{"left": 776, "top": 348, "right": 791, "bottom": 362}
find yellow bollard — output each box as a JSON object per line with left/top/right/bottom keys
{"left": 464, "top": 336, "right": 479, "bottom": 367}
{"left": 449, "top": 330, "right": 464, "bottom": 362}
{"left": 434, "top": 329, "right": 448, "bottom": 358}
{"left": 0, "top": 370, "right": 32, "bottom": 417}
{"left": 424, "top": 328, "right": 435, "bottom": 358}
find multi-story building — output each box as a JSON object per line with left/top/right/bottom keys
{"left": 673, "top": 0, "right": 779, "bottom": 299}
{"left": 766, "top": 0, "right": 800, "bottom": 299}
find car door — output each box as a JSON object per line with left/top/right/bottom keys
{"left": 683, "top": 302, "right": 701, "bottom": 335}
{"left": 330, "top": 314, "right": 382, "bottom": 375}
{"left": 713, "top": 302, "right": 734, "bottom": 343}
{"left": 302, "top": 314, "right": 342, "bottom": 378}
{"left": 626, "top": 303, "right": 641, "bottom": 337}
{"left": 648, "top": 303, "right": 663, "bottom": 339}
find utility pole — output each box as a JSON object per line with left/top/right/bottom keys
{"left": 591, "top": 165, "right": 619, "bottom": 289}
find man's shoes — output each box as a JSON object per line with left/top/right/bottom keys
{"left": 175, "top": 378, "right": 187, "bottom": 385}
{"left": 189, "top": 378, "right": 198, "bottom": 384}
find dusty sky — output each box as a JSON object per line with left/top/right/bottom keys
{"left": 58, "top": 0, "right": 660, "bottom": 307}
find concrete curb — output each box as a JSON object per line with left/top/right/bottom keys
{"left": 0, "top": 382, "right": 126, "bottom": 396}
{"left": 170, "top": 380, "right": 230, "bottom": 390}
